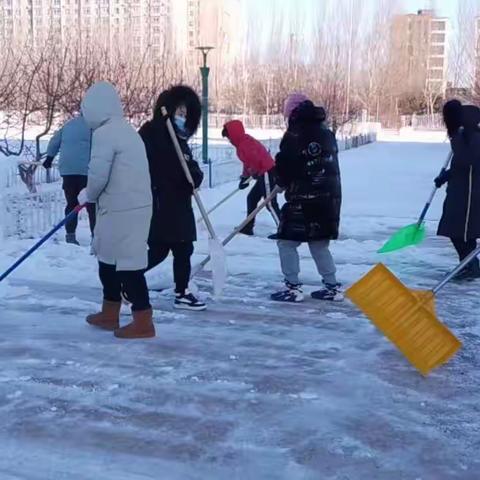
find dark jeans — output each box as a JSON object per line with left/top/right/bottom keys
{"left": 451, "top": 238, "right": 479, "bottom": 269}
{"left": 99, "top": 262, "right": 151, "bottom": 312}
{"left": 62, "top": 175, "right": 96, "bottom": 235}
{"left": 244, "top": 169, "right": 281, "bottom": 233}
{"left": 146, "top": 242, "right": 194, "bottom": 294}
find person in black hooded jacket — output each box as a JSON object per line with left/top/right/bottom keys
{"left": 137, "top": 85, "right": 206, "bottom": 310}
{"left": 436, "top": 101, "right": 480, "bottom": 280}
{"left": 271, "top": 100, "right": 342, "bottom": 303}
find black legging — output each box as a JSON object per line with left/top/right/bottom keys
{"left": 451, "top": 238, "right": 479, "bottom": 268}
{"left": 63, "top": 175, "right": 96, "bottom": 235}
{"left": 146, "top": 242, "right": 194, "bottom": 294}
{"left": 99, "top": 262, "right": 150, "bottom": 311}
{"left": 244, "top": 169, "right": 281, "bottom": 232}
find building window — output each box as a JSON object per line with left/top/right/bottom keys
{"left": 429, "top": 57, "right": 444, "bottom": 68}
{"left": 430, "top": 45, "right": 444, "bottom": 55}
{"left": 431, "top": 33, "right": 445, "bottom": 43}
{"left": 431, "top": 21, "right": 446, "bottom": 31}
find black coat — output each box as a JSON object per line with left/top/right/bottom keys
{"left": 438, "top": 129, "right": 480, "bottom": 240}
{"left": 275, "top": 101, "right": 341, "bottom": 242}
{"left": 140, "top": 85, "right": 203, "bottom": 245}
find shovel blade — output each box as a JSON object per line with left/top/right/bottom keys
{"left": 208, "top": 237, "right": 227, "bottom": 297}
{"left": 378, "top": 223, "right": 426, "bottom": 254}
{"left": 346, "top": 264, "right": 462, "bottom": 375}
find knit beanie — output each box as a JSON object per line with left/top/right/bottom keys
{"left": 283, "top": 92, "right": 309, "bottom": 119}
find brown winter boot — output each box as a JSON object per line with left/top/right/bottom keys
{"left": 86, "top": 300, "right": 121, "bottom": 331}
{"left": 114, "top": 308, "right": 155, "bottom": 339}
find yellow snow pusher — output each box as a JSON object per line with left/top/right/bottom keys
{"left": 345, "top": 248, "right": 480, "bottom": 375}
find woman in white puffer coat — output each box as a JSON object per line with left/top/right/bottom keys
{"left": 80, "top": 81, "right": 155, "bottom": 339}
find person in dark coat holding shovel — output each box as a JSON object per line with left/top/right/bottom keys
{"left": 271, "top": 97, "right": 342, "bottom": 302}
{"left": 437, "top": 102, "right": 480, "bottom": 280}
{"left": 137, "top": 85, "right": 206, "bottom": 310}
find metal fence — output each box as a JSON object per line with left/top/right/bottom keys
{"left": 400, "top": 114, "right": 444, "bottom": 130}
{"left": 5, "top": 163, "right": 61, "bottom": 190}
{"left": 3, "top": 129, "right": 377, "bottom": 239}
{"left": 4, "top": 189, "right": 65, "bottom": 239}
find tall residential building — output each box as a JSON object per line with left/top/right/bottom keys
{"left": 391, "top": 9, "right": 449, "bottom": 95}
{"left": 0, "top": 0, "right": 172, "bottom": 60}
{"left": 172, "top": 0, "right": 243, "bottom": 67}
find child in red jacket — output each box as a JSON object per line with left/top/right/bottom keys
{"left": 222, "top": 120, "right": 281, "bottom": 235}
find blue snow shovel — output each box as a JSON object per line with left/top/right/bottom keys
{"left": 0, "top": 204, "right": 86, "bottom": 283}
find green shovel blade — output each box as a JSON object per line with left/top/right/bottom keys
{"left": 378, "top": 223, "right": 426, "bottom": 254}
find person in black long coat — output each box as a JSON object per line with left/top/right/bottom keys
{"left": 437, "top": 102, "right": 480, "bottom": 280}
{"left": 138, "top": 85, "right": 206, "bottom": 310}
{"left": 271, "top": 100, "right": 342, "bottom": 302}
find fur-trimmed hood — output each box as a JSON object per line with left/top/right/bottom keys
{"left": 153, "top": 85, "right": 201, "bottom": 138}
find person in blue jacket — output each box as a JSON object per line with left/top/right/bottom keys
{"left": 43, "top": 115, "right": 96, "bottom": 245}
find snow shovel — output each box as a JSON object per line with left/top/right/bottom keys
{"left": 191, "top": 186, "right": 282, "bottom": 277}
{"left": 378, "top": 151, "right": 453, "bottom": 254}
{"left": 0, "top": 205, "right": 86, "bottom": 283}
{"left": 344, "top": 248, "right": 480, "bottom": 375}
{"left": 161, "top": 107, "right": 226, "bottom": 296}
{"left": 196, "top": 187, "right": 240, "bottom": 224}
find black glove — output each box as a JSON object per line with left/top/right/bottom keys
{"left": 238, "top": 176, "right": 250, "bottom": 190}
{"left": 43, "top": 156, "right": 54, "bottom": 169}
{"left": 434, "top": 169, "right": 450, "bottom": 188}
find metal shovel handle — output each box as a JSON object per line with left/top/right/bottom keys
{"left": 433, "top": 245, "right": 480, "bottom": 294}
{"left": 417, "top": 151, "right": 453, "bottom": 227}
{"left": 191, "top": 186, "right": 282, "bottom": 277}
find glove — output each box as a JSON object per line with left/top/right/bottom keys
{"left": 238, "top": 176, "right": 250, "bottom": 190}
{"left": 434, "top": 169, "right": 450, "bottom": 188}
{"left": 43, "top": 156, "right": 54, "bottom": 169}
{"left": 77, "top": 188, "right": 90, "bottom": 205}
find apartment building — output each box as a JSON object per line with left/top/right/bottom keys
{"left": 0, "top": 0, "right": 172, "bottom": 59}
{"left": 391, "top": 9, "right": 449, "bottom": 95}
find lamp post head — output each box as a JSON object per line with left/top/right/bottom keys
{"left": 196, "top": 46, "right": 214, "bottom": 67}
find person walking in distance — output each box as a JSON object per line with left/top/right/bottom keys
{"left": 43, "top": 114, "right": 96, "bottom": 245}
{"left": 222, "top": 120, "right": 281, "bottom": 235}
{"left": 271, "top": 95, "right": 342, "bottom": 303}
{"left": 81, "top": 82, "right": 155, "bottom": 339}
{"left": 138, "top": 85, "right": 206, "bottom": 311}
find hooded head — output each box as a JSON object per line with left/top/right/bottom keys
{"left": 288, "top": 100, "right": 327, "bottom": 129}
{"left": 222, "top": 120, "right": 246, "bottom": 146}
{"left": 284, "top": 92, "right": 309, "bottom": 120}
{"left": 443, "top": 99, "right": 463, "bottom": 138}
{"left": 81, "top": 81, "right": 123, "bottom": 130}
{"left": 154, "top": 85, "right": 201, "bottom": 138}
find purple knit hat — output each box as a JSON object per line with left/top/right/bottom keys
{"left": 283, "top": 92, "right": 309, "bottom": 119}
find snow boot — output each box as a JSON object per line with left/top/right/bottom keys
{"left": 86, "top": 300, "right": 121, "bottom": 331}
{"left": 271, "top": 282, "right": 304, "bottom": 303}
{"left": 114, "top": 308, "right": 155, "bottom": 339}
{"left": 66, "top": 233, "right": 80, "bottom": 246}
{"left": 311, "top": 282, "right": 344, "bottom": 302}
{"left": 174, "top": 290, "right": 206, "bottom": 311}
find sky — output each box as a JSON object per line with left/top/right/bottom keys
{"left": 244, "top": 0, "right": 466, "bottom": 59}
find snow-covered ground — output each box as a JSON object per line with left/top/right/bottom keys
{"left": 1, "top": 132, "right": 480, "bottom": 479}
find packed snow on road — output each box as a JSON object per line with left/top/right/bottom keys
{"left": 1, "top": 131, "right": 479, "bottom": 479}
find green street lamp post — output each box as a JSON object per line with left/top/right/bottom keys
{"left": 196, "top": 46, "right": 214, "bottom": 166}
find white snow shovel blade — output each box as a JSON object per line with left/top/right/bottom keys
{"left": 208, "top": 237, "right": 227, "bottom": 297}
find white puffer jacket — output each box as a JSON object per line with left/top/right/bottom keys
{"left": 81, "top": 82, "right": 152, "bottom": 271}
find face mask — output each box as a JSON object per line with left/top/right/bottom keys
{"left": 174, "top": 115, "right": 187, "bottom": 132}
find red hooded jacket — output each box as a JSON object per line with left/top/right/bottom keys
{"left": 224, "top": 120, "right": 275, "bottom": 177}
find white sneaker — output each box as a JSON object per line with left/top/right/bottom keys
{"left": 174, "top": 290, "right": 207, "bottom": 311}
